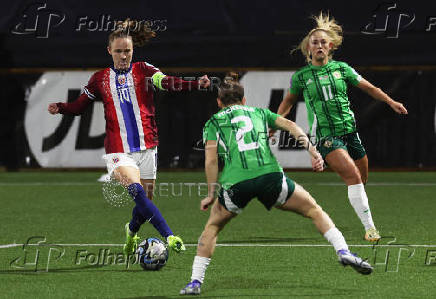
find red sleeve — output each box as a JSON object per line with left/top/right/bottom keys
{"left": 161, "top": 76, "right": 200, "bottom": 91}
{"left": 56, "top": 72, "right": 99, "bottom": 115}
{"left": 56, "top": 93, "right": 92, "bottom": 115}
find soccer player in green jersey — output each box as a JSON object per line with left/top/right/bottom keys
{"left": 180, "top": 80, "right": 373, "bottom": 296}
{"left": 276, "top": 13, "right": 408, "bottom": 242}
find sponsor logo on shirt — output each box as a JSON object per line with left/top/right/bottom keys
{"left": 306, "top": 78, "right": 313, "bottom": 85}
{"left": 113, "top": 157, "right": 119, "bottom": 164}
{"left": 319, "top": 75, "right": 329, "bottom": 81}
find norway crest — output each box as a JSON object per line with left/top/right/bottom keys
{"left": 118, "top": 75, "right": 126, "bottom": 86}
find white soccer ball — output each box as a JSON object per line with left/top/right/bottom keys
{"left": 136, "top": 237, "right": 169, "bottom": 270}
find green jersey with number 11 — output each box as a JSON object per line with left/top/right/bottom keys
{"left": 290, "top": 60, "right": 363, "bottom": 138}
{"left": 203, "top": 105, "right": 282, "bottom": 188}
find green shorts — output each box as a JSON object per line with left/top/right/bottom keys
{"left": 317, "top": 132, "right": 366, "bottom": 161}
{"left": 218, "top": 172, "right": 296, "bottom": 214}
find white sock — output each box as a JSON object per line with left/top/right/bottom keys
{"left": 191, "top": 256, "right": 211, "bottom": 283}
{"left": 348, "top": 183, "right": 375, "bottom": 230}
{"left": 323, "top": 227, "right": 348, "bottom": 252}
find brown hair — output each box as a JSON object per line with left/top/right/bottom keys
{"left": 108, "top": 18, "right": 156, "bottom": 48}
{"left": 293, "top": 12, "right": 343, "bottom": 63}
{"left": 218, "top": 81, "right": 244, "bottom": 106}
{"left": 224, "top": 71, "right": 241, "bottom": 83}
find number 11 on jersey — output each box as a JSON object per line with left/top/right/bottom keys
{"left": 322, "top": 85, "right": 333, "bottom": 101}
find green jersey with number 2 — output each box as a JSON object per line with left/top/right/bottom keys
{"left": 203, "top": 105, "right": 282, "bottom": 188}
{"left": 290, "top": 60, "right": 363, "bottom": 139}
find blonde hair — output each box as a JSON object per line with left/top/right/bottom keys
{"left": 294, "top": 12, "right": 343, "bottom": 63}
{"left": 108, "top": 18, "right": 156, "bottom": 48}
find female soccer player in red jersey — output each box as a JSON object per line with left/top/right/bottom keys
{"left": 48, "top": 20, "right": 210, "bottom": 254}
{"left": 276, "top": 13, "right": 407, "bottom": 242}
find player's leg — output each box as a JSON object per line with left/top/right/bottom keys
{"left": 276, "top": 184, "right": 344, "bottom": 244}
{"left": 110, "top": 163, "right": 180, "bottom": 254}
{"left": 325, "top": 149, "right": 379, "bottom": 241}
{"left": 276, "top": 183, "right": 373, "bottom": 275}
{"left": 140, "top": 179, "right": 155, "bottom": 200}
{"left": 197, "top": 200, "right": 236, "bottom": 257}
{"left": 346, "top": 132, "right": 369, "bottom": 185}
{"left": 134, "top": 148, "right": 184, "bottom": 252}
{"left": 325, "top": 148, "right": 362, "bottom": 185}
{"left": 181, "top": 200, "right": 236, "bottom": 295}
{"left": 354, "top": 155, "right": 368, "bottom": 185}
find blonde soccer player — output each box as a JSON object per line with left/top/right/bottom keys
{"left": 275, "top": 13, "right": 407, "bottom": 242}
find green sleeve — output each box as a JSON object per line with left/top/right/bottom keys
{"left": 203, "top": 119, "right": 218, "bottom": 144}
{"left": 264, "top": 109, "right": 280, "bottom": 129}
{"left": 342, "top": 63, "right": 363, "bottom": 86}
{"left": 289, "top": 73, "right": 302, "bottom": 95}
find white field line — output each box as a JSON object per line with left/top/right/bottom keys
{"left": 0, "top": 182, "right": 435, "bottom": 186}
{"left": 1, "top": 243, "right": 436, "bottom": 249}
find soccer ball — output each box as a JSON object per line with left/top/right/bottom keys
{"left": 136, "top": 237, "right": 169, "bottom": 270}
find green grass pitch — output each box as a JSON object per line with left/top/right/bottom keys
{"left": 0, "top": 171, "right": 435, "bottom": 298}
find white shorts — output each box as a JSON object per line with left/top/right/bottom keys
{"left": 102, "top": 147, "right": 157, "bottom": 180}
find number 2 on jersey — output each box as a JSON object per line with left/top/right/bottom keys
{"left": 231, "top": 116, "right": 260, "bottom": 152}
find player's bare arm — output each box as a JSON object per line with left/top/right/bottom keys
{"left": 269, "top": 92, "right": 298, "bottom": 137}
{"left": 274, "top": 116, "right": 324, "bottom": 172}
{"left": 202, "top": 140, "right": 218, "bottom": 210}
{"left": 356, "top": 79, "right": 408, "bottom": 114}
{"left": 277, "top": 91, "right": 298, "bottom": 117}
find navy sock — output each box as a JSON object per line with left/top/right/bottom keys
{"left": 129, "top": 206, "right": 145, "bottom": 233}
{"left": 127, "top": 183, "right": 173, "bottom": 238}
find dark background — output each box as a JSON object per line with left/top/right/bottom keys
{"left": 0, "top": 0, "right": 435, "bottom": 169}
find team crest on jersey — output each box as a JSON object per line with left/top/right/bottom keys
{"left": 113, "top": 157, "right": 120, "bottom": 164}
{"left": 118, "top": 75, "right": 126, "bottom": 85}
{"left": 333, "top": 71, "right": 341, "bottom": 79}
{"left": 323, "top": 140, "right": 333, "bottom": 148}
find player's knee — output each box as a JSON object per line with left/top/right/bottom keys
{"left": 304, "top": 204, "right": 323, "bottom": 219}
{"left": 343, "top": 169, "right": 362, "bottom": 185}
{"left": 360, "top": 173, "right": 368, "bottom": 185}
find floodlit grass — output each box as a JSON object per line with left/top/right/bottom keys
{"left": 0, "top": 171, "right": 435, "bottom": 298}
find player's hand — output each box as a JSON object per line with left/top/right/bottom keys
{"left": 390, "top": 101, "right": 408, "bottom": 115}
{"left": 48, "top": 103, "right": 60, "bottom": 114}
{"left": 311, "top": 152, "right": 324, "bottom": 172}
{"left": 200, "top": 196, "right": 215, "bottom": 211}
{"left": 198, "top": 75, "right": 210, "bottom": 88}
{"left": 268, "top": 128, "right": 278, "bottom": 146}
